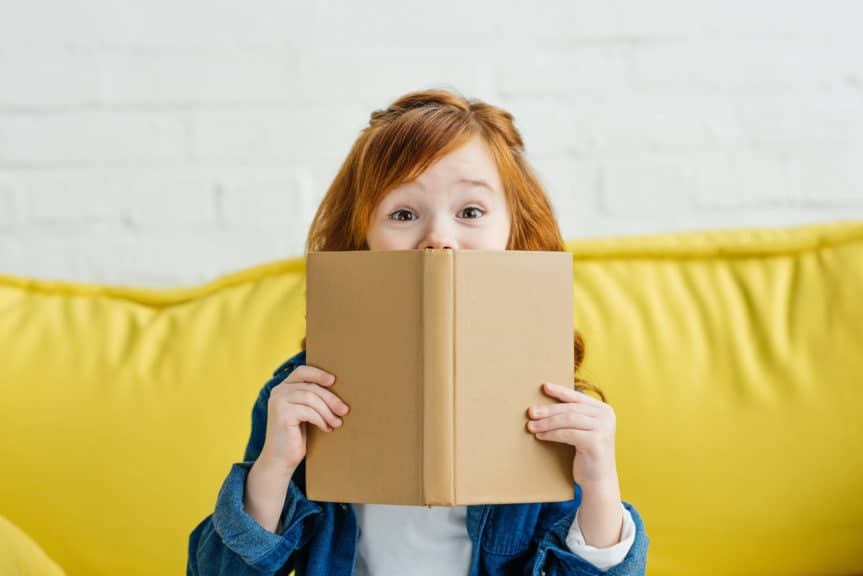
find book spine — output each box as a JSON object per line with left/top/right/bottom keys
{"left": 422, "top": 250, "right": 455, "bottom": 505}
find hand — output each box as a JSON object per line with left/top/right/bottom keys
{"left": 258, "top": 364, "right": 350, "bottom": 474}
{"left": 526, "top": 382, "right": 619, "bottom": 490}
{"left": 527, "top": 382, "right": 625, "bottom": 547}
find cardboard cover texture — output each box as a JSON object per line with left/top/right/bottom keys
{"left": 305, "top": 249, "right": 574, "bottom": 505}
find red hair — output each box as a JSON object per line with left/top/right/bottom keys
{"left": 303, "top": 89, "right": 604, "bottom": 401}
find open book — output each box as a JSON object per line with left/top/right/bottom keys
{"left": 305, "top": 249, "right": 575, "bottom": 505}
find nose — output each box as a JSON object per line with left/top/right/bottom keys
{"left": 418, "top": 217, "right": 456, "bottom": 250}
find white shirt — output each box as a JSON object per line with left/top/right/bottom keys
{"left": 353, "top": 503, "right": 636, "bottom": 575}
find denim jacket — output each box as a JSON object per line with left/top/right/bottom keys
{"left": 188, "top": 350, "right": 649, "bottom": 575}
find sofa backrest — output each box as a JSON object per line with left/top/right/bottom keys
{"left": 1, "top": 220, "right": 861, "bottom": 575}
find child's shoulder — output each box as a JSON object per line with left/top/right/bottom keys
{"left": 256, "top": 349, "right": 307, "bottom": 402}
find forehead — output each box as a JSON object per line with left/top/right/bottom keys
{"left": 418, "top": 134, "right": 500, "bottom": 182}
{"left": 378, "top": 133, "right": 506, "bottom": 206}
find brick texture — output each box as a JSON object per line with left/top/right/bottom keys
{"left": 1, "top": 0, "right": 861, "bottom": 285}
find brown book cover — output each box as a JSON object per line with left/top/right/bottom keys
{"left": 305, "top": 249, "right": 575, "bottom": 505}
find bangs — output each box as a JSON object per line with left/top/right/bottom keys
{"left": 362, "top": 106, "right": 477, "bottom": 203}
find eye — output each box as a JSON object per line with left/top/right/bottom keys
{"left": 459, "top": 206, "right": 484, "bottom": 219}
{"left": 390, "top": 209, "right": 416, "bottom": 222}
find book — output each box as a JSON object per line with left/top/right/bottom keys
{"left": 305, "top": 249, "right": 575, "bottom": 505}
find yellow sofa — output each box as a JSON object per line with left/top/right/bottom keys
{"left": 1, "top": 220, "right": 861, "bottom": 576}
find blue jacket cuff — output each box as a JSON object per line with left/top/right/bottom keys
{"left": 212, "top": 461, "right": 322, "bottom": 572}
{"left": 538, "top": 501, "right": 649, "bottom": 575}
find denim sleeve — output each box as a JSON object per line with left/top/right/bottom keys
{"left": 534, "top": 491, "right": 649, "bottom": 576}
{"left": 187, "top": 352, "right": 323, "bottom": 575}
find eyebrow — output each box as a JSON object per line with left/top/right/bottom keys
{"left": 456, "top": 178, "right": 496, "bottom": 193}
{"left": 393, "top": 178, "right": 497, "bottom": 198}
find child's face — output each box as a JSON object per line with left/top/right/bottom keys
{"left": 367, "top": 133, "right": 511, "bottom": 251}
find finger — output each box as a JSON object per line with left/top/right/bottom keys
{"left": 291, "top": 404, "right": 332, "bottom": 433}
{"left": 534, "top": 428, "right": 590, "bottom": 446}
{"left": 285, "top": 364, "right": 337, "bottom": 388}
{"left": 540, "top": 382, "right": 604, "bottom": 406}
{"left": 527, "top": 402, "right": 600, "bottom": 420}
{"left": 526, "top": 412, "right": 597, "bottom": 433}
{"left": 285, "top": 389, "right": 343, "bottom": 429}
{"left": 292, "top": 382, "right": 350, "bottom": 417}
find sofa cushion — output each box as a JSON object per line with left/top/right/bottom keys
{"left": 0, "top": 261, "right": 307, "bottom": 575}
{"left": 564, "top": 220, "right": 863, "bottom": 574}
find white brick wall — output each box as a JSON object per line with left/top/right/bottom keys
{"left": 1, "top": 0, "right": 861, "bottom": 286}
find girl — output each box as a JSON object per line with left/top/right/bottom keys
{"left": 188, "top": 89, "right": 649, "bottom": 575}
